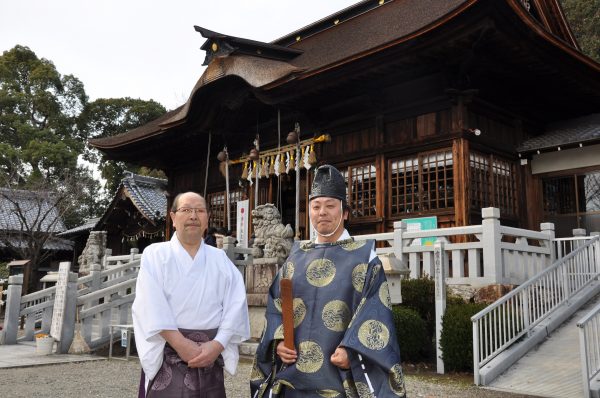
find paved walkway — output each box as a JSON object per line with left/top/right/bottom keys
{"left": 489, "top": 295, "right": 600, "bottom": 398}
{"left": 0, "top": 340, "right": 103, "bottom": 369}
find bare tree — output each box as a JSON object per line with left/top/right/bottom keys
{"left": 0, "top": 166, "right": 98, "bottom": 291}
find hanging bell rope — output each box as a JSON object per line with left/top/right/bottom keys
{"left": 203, "top": 131, "right": 212, "bottom": 198}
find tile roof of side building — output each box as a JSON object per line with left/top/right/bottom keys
{"left": 517, "top": 113, "right": 600, "bottom": 153}
{"left": 121, "top": 172, "right": 168, "bottom": 222}
{"left": 0, "top": 188, "right": 67, "bottom": 233}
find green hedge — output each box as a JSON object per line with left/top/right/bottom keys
{"left": 400, "top": 277, "right": 465, "bottom": 361}
{"left": 392, "top": 306, "right": 428, "bottom": 362}
{"left": 440, "top": 302, "right": 488, "bottom": 371}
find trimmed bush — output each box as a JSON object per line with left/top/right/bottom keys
{"left": 392, "top": 306, "right": 428, "bottom": 362}
{"left": 400, "top": 277, "right": 466, "bottom": 361}
{"left": 440, "top": 302, "right": 487, "bottom": 372}
{"left": 401, "top": 277, "right": 435, "bottom": 323}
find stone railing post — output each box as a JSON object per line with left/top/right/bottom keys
{"left": 88, "top": 258, "right": 103, "bottom": 309}
{"left": 434, "top": 241, "right": 447, "bottom": 374}
{"left": 1, "top": 275, "right": 23, "bottom": 345}
{"left": 573, "top": 228, "right": 587, "bottom": 252}
{"left": 102, "top": 248, "right": 113, "bottom": 269}
{"left": 540, "top": 222, "right": 555, "bottom": 262}
{"left": 481, "top": 207, "right": 502, "bottom": 284}
{"left": 592, "top": 232, "right": 600, "bottom": 275}
{"left": 57, "top": 271, "right": 78, "bottom": 354}
{"left": 222, "top": 236, "right": 236, "bottom": 262}
{"left": 393, "top": 221, "right": 408, "bottom": 274}
{"left": 130, "top": 248, "right": 139, "bottom": 262}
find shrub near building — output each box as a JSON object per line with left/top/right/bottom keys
{"left": 440, "top": 302, "right": 488, "bottom": 372}
{"left": 395, "top": 277, "right": 466, "bottom": 362}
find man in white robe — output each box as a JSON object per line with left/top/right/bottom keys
{"left": 133, "top": 191, "right": 250, "bottom": 397}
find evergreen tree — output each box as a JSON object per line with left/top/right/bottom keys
{"left": 561, "top": 0, "right": 600, "bottom": 62}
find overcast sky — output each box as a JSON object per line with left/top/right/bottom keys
{"left": 0, "top": 0, "right": 356, "bottom": 110}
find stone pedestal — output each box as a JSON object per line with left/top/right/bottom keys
{"left": 246, "top": 258, "right": 280, "bottom": 339}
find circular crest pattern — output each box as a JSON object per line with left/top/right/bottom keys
{"left": 250, "top": 359, "right": 265, "bottom": 382}
{"left": 379, "top": 281, "right": 392, "bottom": 309}
{"left": 340, "top": 240, "right": 367, "bottom": 251}
{"left": 150, "top": 365, "right": 172, "bottom": 391}
{"left": 274, "top": 324, "right": 284, "bottom": 340}
{"left": 273, "top": 298, "right": 282, "bottom": 312}
{"left": 293, "top": 298, "right": 306, "bottom": 327}
{"left": 355, "top": 382, "right": 374, "bottom": 397}
{"left": 348, "top": 298, "right": 366, "bottom": 328}
{"left": 322, "top": 300, "right": 351, "bottom": 332}
{"left": 306, "top": 258, "right": 336, "bottom": 287}
{"left": 283, "top": 262, "right": 295, "bottom": 279}
{"left": 389, "top": 363, "right": 406, "bottom": 396}
{"left": 343, "top": 379, "right": 359, "bottom": 398}
{"left": 318, "top": 390, "right": 342, "bottom": 397}
{"left": 352, "top": 263, "right": 368, "bottom": 292}
{"left": 358, "top": 319, "right": 390, "bottom": 351}
{"left": 296, "top": 340, "right": 324, "bottom": 373}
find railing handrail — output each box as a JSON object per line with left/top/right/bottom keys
{"left": 577, "top": 301, "right": 600, "bottom": 327}
{"left": 19, "top": 286, "right": 56, "bottom": 304}
{"left": 554, "top": 236, "right": 594, "bottom": 242}
{"left": 76, "top": 278, "right": 137, "bottom": 305}
{"left": 99, "top": 259, "right": 140, "bottom": 277}
{"left": 472, "top": 235, "right": 600, "bottom": 322}
{"left": 104, "top": 253, "right": 142, "bottom": 262}
{"left": 499, "top": 226, "right": 551, "bottom": 241}
{"left": 577, "top": 300, "right": 600, "bottom": 398}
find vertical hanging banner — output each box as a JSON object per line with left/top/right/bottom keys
{"left": 237, "top": 199, "right": 249, "bottom": 248}
{"left": 50, "top": 261, "right": 71, "bottom": 341}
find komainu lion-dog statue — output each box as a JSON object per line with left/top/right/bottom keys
{"left": 251, "top": 204, "right": 294, "bottom": 264}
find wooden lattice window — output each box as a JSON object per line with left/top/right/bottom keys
{"left": 341, "top": 163, "right": 377, "bottom": 218}
{"left": 207, "top": 192, "right": 225, "bottom": 227}
{"left": 389, "top": 150, "right": 454, "bottom": 216}
{"left": 470, "top": 152, "right": 518, "bottom": 217}
{"left": 207, "top": 190, "right": 243, "bottom": 232}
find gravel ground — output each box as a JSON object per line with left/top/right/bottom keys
{"left": 0, "top": 357, "right": 535, "bottom": 397}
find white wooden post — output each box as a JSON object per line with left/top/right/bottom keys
{"left": 434, "top": 241, "right": 447, "bottom": 374}
{"left": 1, "top": 274, "right": 23, "bottom": 344}
{"left": 481, "top": 207, "right": 502, "bottom": 284}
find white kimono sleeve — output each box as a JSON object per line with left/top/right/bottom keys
{"left": 132, "top": 245, "right": 178, "bottom": 383}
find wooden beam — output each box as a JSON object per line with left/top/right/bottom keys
{"left": 453, "top": 138, "right": 470, "bottom": 228}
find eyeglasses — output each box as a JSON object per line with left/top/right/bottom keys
{"left": 175, "top": 208, "right": 207, "bottom": 215}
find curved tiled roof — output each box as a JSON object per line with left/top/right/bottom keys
{"left": 58, "top": 217, "right": 100, "bottom": 237}
{"left": 121, "top": 172, "right": 168, "bottom": 222}
{"left": 90, "top": 0, "right": 597, "bottom": 154}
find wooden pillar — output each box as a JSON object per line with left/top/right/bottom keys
{"left": 453, "top": 138, "right": 470, "bottom": 227}
{"left": 375, "top": 114, "right": 386, "bottom": 233}
{"left": 522, "top": 161, "right": 543, "bottom": 230}
{"left": 376, "top": 153, "right": 386, "bottom": 233}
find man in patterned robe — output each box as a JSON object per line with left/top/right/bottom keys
{"left": 251, "top": 165, "right": 406, "bottom": 397}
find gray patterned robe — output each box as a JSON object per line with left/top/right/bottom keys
{"left": 251, "top": 238, "right": 406, "bottom": 397}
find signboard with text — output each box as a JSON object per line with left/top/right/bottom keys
{"left": 50, "top": 262, "right": 71, "bottom": 341}
{"left": 402, "top": 216, "right": 438, "bottom": 246}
